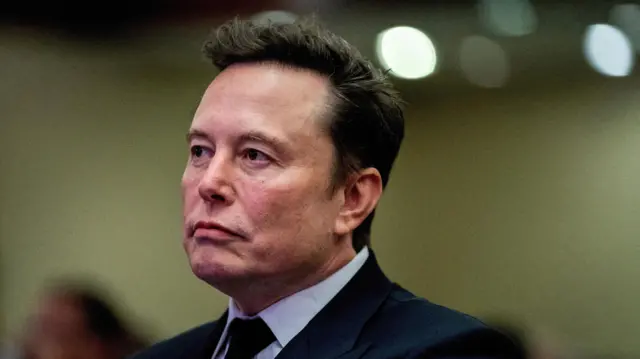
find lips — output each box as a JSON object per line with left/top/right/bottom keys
{"left": 191, "top": 220, "right": 243, "bottom": 239}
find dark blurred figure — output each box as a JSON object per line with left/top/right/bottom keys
{"left": 487, "top": 321, "right": 572, "bottom": 359}
{"left": 17, "top": 281, "right": 148, "bottom": 359}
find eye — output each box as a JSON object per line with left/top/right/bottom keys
{"left": 189, "top": 145, "right": 213, "bottom": 166}
{"left": 243, "top": 148, "right": 271, "bottom": 163}
{"left": 190, "top": 145, "right": 204, "bottom": 157}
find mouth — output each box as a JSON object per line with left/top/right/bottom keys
{"left": 190, "top": 221, "right": 244, "bottom": 241}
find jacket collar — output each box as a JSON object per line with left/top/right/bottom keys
{"left": 276, "top": 250, "right": 392, "bottom": 359}
{"left": 199, "top": 250, "right": 392, "bottom": 359}
{"left": 199, "top": 311, "right": 228, "bottom": 359}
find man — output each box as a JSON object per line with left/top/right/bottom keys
{"left": 133, "top": 17, "right": 521, "bottom": 359}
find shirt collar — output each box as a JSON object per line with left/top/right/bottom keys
{"left": 223, "top": 247, "right": 370, "bottom": 348}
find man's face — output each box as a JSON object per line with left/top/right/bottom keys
{"left": 181, "top": 63, "right": 347, "bottom": 292}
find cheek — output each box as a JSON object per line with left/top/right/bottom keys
{"left": 243, "top": 184, "right": 297, "bottom": 228}
{"left": 241, "top": 178, "right": 331, "bottom": 241}
{"left": 181, "top": 171, "right": 200, "bottom": 210}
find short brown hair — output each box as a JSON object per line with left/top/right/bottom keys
{"left": 202, "top": 17, "right": 405, "bottom": 251}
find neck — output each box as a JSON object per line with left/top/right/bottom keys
{"left": 233, "top": 246, "right": 358, "bottom": 315}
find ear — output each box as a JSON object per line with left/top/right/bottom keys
{"left": 334, "top": 168, "right": 383, "bottom": 236}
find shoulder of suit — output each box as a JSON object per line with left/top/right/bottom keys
{"left": 128, "top": 321, "right": 218, "bottom": 359}
{"left": 381, "top": 284, "right": 487, "bottom": 327}
{"left": 369, "top": 284, "right": 497, "bottom": 342}
{"left": 364, "top": 284, "right": 523, "bottom": 357}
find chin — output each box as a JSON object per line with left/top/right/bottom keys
{"left": 187, "top": 245, "right": 247, "bottom": 287}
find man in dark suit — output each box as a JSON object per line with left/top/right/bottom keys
{"left": 132, "top": 17, "right": 522, "bottom": 359}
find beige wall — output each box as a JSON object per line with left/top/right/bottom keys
{"left": 1, "top": 32, "right": 639, "bottom": 356}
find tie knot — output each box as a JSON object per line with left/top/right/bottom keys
{"left": 226, "top": 318, "right": 276, "bottom": 359}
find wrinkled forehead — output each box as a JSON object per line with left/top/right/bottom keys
{"left": 194, "top": 62, "right": 334, "bottom": 132}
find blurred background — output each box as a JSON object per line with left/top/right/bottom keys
{"left": 1, "top": 0, "right": 639, "bottom": 358}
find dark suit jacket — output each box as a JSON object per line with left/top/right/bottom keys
{"left": 131, "top": 252, "right": 523, "bottom": 359}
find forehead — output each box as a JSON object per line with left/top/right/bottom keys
{"left": 192, "top": 62, "right": 332, "bottom": 137}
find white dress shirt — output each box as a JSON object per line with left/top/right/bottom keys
{"left": 212, "top": 247, "right": 370, "bottom": 359}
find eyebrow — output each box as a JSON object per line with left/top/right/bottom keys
{"left": 186, "top": 129, "right": 209, "bottom": 143}
{"left": 239, "top": 131, "right": 290, "bottom": 152}
{"left": 186, "top": 129, "right": 291, "bottom": 155}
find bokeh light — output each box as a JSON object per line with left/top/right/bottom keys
{"left": 609, "top": 3, "right": 640, "bottom": 54}
{"left": 478, "top": 0, "right": 538, "bottom": 37}
{"left": 459, "top": 35, "right": 510, "bottom": 88}
{"left": 375, "top": 26, "right": 438, "bottom": 80}
{"left": 584, "top": 24, "right": 635, "bottom": 77}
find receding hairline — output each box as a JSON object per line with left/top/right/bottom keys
{"left": 211, "top": 59, "right": 340, "bottom": 125}
{"left": 217, "top": 59, "right": 334, "bottom": 84}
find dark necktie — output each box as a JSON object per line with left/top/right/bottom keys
{"left": 225, "top": 317, "right": 276, "bottom": 359}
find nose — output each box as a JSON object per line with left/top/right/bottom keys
{"left": 197, "top": 154, "right": 235, "bottom": 205}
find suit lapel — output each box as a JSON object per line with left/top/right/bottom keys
{"left": 199, "top": 310, "right": 229, "bottom": 359}
{"left": 276, "top": 251, "right": 392, "bottom": 359}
